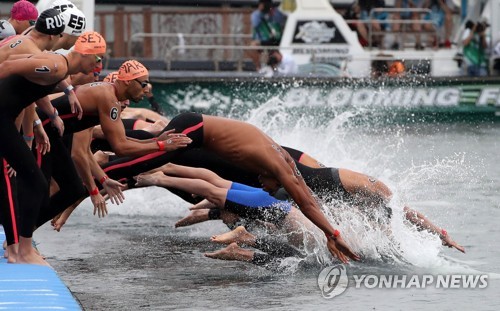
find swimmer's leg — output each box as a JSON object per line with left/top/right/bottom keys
{"left": 204, "top": 242, "right": 254, "bottom": 262}
{"left": 135, "top": 172, "right": 227, "bottom": 206}
{"left": 204, "top": 242, "right": 281, "bottom": 268}
{"left": 159, "top": 163, "right": 231, "bottom": 189}
{"left": 338, "top": 168, "right": 392, "bottom": 204}
{"left": 338, "top": 168, "right": 393, "bottom": 222}
{"left": 211, "top": 225, "right": 303, "bottom": 258}
{"left": 175, "top": 208, "right": 211, "bottom": 228}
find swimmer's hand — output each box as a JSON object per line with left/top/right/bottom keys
{"left": 51, "top": 115, "right": 65, "bottom": 136}
{"left": 327, "top": 235, "right": 361, "bottom": 264}
{"left": 102, "top": 178, "right": 126, "bottom": 205}
{"left": 441, "top": 233, "right": 466, "bottom": 253}
{"left": 34, "top": 124, "right": 51, "bottom": 155}
{"left": 68, "top": 90, "right": 83, "bottom": 120}
{"left": 90, "top": 192, "right": 108, "bottom": 218}
{"left": 5, "top": 163, "right": 16, "bottom": 177}
{"left": 157, "top": 129, "right": 192, "bottom": 151}
{"left": 51, "top": 205, "right": 77, "bottom": 232}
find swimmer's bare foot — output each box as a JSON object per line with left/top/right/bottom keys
{"left": 134, "top": 171, "right": 165, "bottom": 187}
{"left": 175, "top": 209, "right": 210, "bottom": 228}
{"left": 15, "top": 238, "right": 51, "bottom": 267}
{"left": 210, "top": 226, "right": 255, "bottom": 246}
{"left": 204, "top": 242, "right": 253, "bottom": 262}
{"left": 6, "top": 244, "right": 18, "bottom": 263}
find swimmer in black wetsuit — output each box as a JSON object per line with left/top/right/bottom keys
{"left": 0, "top": 8, "right": 69, "bottom": 261}
{"left": 41, "top": 60, "right": 191, "bottom": 231}
{"left": 102, "top": 112, "right": 359, "bottom": 263}
{"left": 171, "top": 155, "right": 465, "bottom": 254}
{"left": 96, "top": 132, "right": 464, "bottom": 255}
{"left": 0, "top": 30, "right": 106, "bottom": 266}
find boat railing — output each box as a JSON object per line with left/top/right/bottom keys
{"left": 162, "top": 44, "right": 459, "bottom": 74}
{"left": 366, "top": 7, "right": 438, "bottom": 50}
{"left": 128, "top": 32, "right": 253, "bottom": 59}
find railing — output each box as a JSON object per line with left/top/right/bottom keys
{"left": 129, "top": 33, "right": 252, "bottom": 60}
{"left": 95, "top": 6, "right": 253, "bottom": 58}
{"left": 367, "top": 8, "right": 438, "bottom": 50}
{"left": 159, "top": 44, "right": 459, "bottom": 75}
{"left": 164, "top": 45, "right": 354, "bottom": 71}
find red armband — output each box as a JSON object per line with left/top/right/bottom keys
{"left": 99, "top": 175, "right": 109, "bottom": 185}
{"left": 327, "top": 229, "right": 340, "bottom": 241}
{"left": 440, "top": 229, "right": 448, "bottom": 237}
{"left": 89, "top": 187, "right": 99, "bottom": 196}
{"left": 157, "top": 140, "right": 165, "bottom": 151}
{"left": 23, "top": 133, "right": 34, "bottom": 141}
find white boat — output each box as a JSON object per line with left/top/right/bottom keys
{"left": 277, "top": 0, "right": 498, "bottom": 78}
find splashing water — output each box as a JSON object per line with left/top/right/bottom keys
{"left": 234, "top": 93, "right": 484, "bottom": 274}
{"left": 129, "top": 86, "right": 493, "bottom": 275}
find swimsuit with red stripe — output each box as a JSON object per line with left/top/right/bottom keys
{"left": 101, "top": 112, "right": 204, "bottom": 180}
{"left": 33, "top": 95, "right": 100, "bottom": 228}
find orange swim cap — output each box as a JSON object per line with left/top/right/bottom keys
{"left": 388, "top": 61, "right": 405, "bottom": 76}
{"left": 103, "top": 71, "right": 118, "bottom": 83}
{"left": 117, "top": 60, "right": 149, "bottom": 81}
{"left": 74, "top": 31, "right": 106, "bottom": 54}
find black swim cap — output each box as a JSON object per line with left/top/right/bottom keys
{"left": 35, "top": 8, "right": 65, "bottom": 36}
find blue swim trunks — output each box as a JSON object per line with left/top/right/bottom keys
{"left": 224, "top": 182, "right": 292, "bottom": 225}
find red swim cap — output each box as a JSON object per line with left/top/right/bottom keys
{"left": 11, "top": 0, "right": 38, "bottom": 21}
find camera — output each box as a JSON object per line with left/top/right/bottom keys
{"left": 262, "top": 3, "right": 272, "bottom": 13}
{"left": 465, "top": 19, "right": 488, "bottom": 33}
{"left": 476, "top": 22, "right": 487, "bottom": 33}
{"left": 465, "top": 20, "right": 474, "bottom": 29}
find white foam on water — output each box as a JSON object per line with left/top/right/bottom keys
{"left": 92, "top": 91, "right": 493, "bottom": 275}
{"left": 239, "top": 96, "right": 485, "bottom": 274}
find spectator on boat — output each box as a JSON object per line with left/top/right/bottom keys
{"left": 358, "top": 0, "right": 388, "bottom": 48}
{"left": 343, "top": 2, "right": 369, "bottom": 47}
{"left": 0, "top": 0, "right": 38, "bottom": 40}
{"left": 392, "top": 0, "right": 455, "bottom": 50}
{"left": 260, "top": 49, "right": 297, "bottom": 77}
{"left": 423, "top": 0, "right": 455, "bottom": 48}
{"left": 249, "top": 0, "right": 287, "bottom": 70}
{"left": 461, "top": 19, "right": 489, "bottom": 77}
{"left": 392, "top": 0, "right": 428, "bottom": 50}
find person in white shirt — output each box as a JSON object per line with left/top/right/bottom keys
{"left": 260, "top": 50, "right": 298, "bottom": 77}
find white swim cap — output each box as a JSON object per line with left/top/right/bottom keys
{"left": 51, "top": 0, "right": 75, "bottom": 13}
{"left": 0, "top": 20, "right": 16, "bottom": 40}
{"left": 61, "top": 7, "right": 86, "bottom": 36}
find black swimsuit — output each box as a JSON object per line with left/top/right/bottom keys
{"left": 0, "top": 55, "right": 68, "bottom": 239}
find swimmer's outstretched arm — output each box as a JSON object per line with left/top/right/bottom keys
{"left": 404, "top": 206, "right": 465, "bottom": 253}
